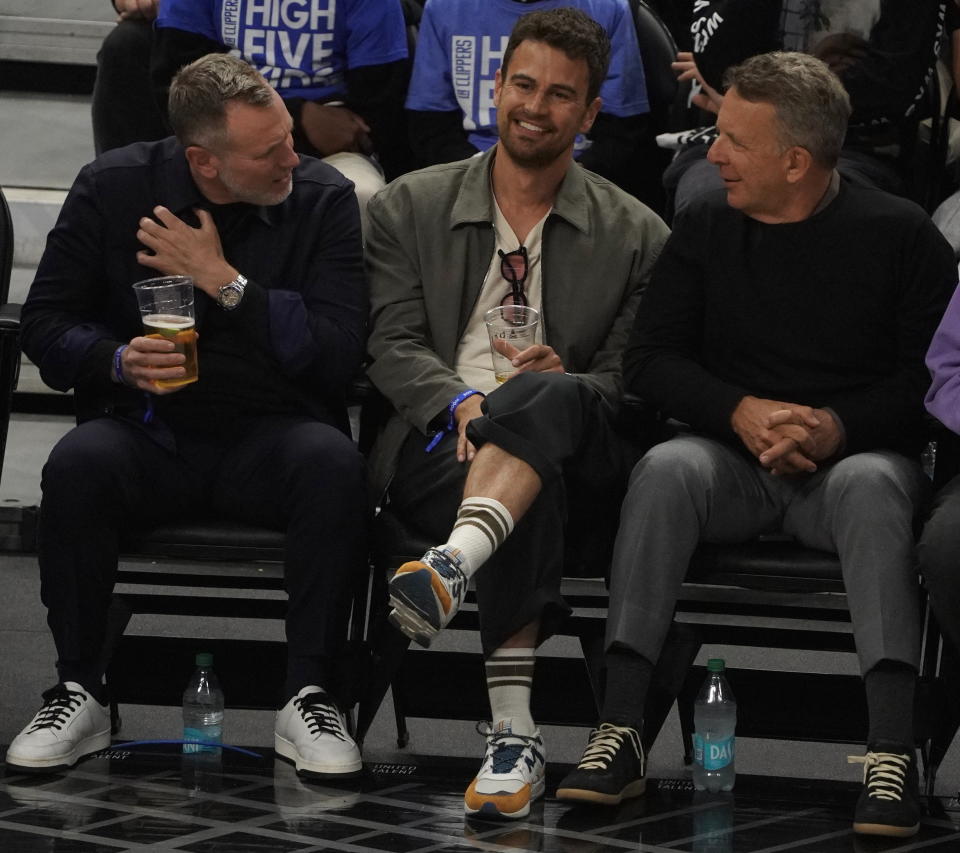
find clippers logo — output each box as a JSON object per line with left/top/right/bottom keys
{"left": 451, "top": 34, "right": 507, "bottom": 131}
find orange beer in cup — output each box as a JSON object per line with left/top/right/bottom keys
{"left": 142, "top": 313, "right": 198, "bottom": 388}
{"left": 132, "top": 275, "right": 199, "bottom": 388}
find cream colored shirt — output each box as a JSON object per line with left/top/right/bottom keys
{"left": 455, "top": 199, "right": 548, "bottom": 394}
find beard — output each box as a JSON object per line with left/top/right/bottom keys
{"left": 497, "top": 124, "right": 572, "bottom": 169}
{"left": 217, "top": 166, "right": 293, "bottom": 207}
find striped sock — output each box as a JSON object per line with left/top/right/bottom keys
{"left": 486, "top": 648, "right": 536, "bottom": 736}
{"left": 439, "top": 497, "right": 514, "bottom": 579}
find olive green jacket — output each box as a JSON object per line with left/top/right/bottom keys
{"left": 365, "top": 146, "right": 670, "bottom": 501}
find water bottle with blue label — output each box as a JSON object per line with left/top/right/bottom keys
{"left": 692, "top": 658, "right": 736, "bottom": 792}
{"left": 182, "top": 652, "right": 223, "bottom": 755}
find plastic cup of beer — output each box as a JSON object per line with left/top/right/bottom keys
{"left": 485, "top": 305, "right": 539, "bottom": 384}
{"left": 131, "top": 275, "right": 198, "bottom": 389}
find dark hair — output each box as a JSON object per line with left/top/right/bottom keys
{"left": 501, "top": 7, "right": 611, "bottom": 104}
{"left": 723, "top": 51, "right": 851, "bottom": 168}
{"left": 168, "top": 53, "right": 275, "bottom": 150}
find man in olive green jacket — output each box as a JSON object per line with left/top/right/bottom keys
{"left": 364, "top": 7, "right": 668, "bottom": 822}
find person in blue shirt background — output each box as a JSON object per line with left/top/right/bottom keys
{"left": 153, "top": 0, "right": 415, "bottom": 230}
{"left": 406, "top": 0, "right": 651, "bottom": 197}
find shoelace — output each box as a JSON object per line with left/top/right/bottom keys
{"left": 423, "top": 549, "right": 466, "bottom": 599}
{"left": 295, "top": 693, "right": 348, "bottom": 742}
{"left": 577, "top": 723, "right": 642, "bottom": 771}
{"left": 27, "top": 685, "right": 86, "bottom": 733}
{"left": 476, "top": 722, "right": 541, "bottom": 775}
{"left": 848, "top": 751, "right": 910, "bottom": 801}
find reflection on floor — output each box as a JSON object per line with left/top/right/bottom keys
{"left": 2, "top": 744, "right": 960, "bottom": 852}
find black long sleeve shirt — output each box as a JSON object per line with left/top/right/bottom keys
{"left": 625, "top": 180, "right": 957, "bottom": 456}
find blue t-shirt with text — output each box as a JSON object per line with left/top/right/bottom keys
{"left": 157, "top": 0, "right": 408, "bottom": 102}
{"left": 406, "top": 0, "right": 649, "bottom": 153}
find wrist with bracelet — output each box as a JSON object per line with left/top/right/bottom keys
{"left": 425, "top": 389, "right": 484, "bottom": 452}
{"left": 113, "top": 344, "right": 130, "bottom": 386}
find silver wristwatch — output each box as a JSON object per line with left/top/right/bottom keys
{"left": 216, "top": 274, "right": 247, "bottom": 310}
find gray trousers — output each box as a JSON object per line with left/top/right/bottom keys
{"left": 606, "top": 435, "right": 929, "bottom": 676}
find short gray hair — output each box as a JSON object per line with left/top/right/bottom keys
{"left": 168, "top": 53, "right": 276, "bottom": 150}
{"left": 723, "top": 51, "right": 851, "bottom": 168}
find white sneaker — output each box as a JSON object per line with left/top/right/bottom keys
{"left": 464, "top": 720, "right": 546, "bottom": 819}
{"left": 275, "top": 686, "right": 362, "bottom": 777}
{"left": 5, "top": 682, "right": 111, "bottom": 772}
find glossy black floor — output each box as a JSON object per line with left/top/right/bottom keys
{"left": 3, "top": 744, "right": 960, "bottom": 852}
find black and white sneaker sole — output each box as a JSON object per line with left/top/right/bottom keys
{"left": 388, "top": 569, "right": 443, "bottom": 647}
{"left": 388, "top": 598, "right": 438, "bottom": 648}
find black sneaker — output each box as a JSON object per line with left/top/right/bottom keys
{"left": 849, "top": 741, "right": 920, "bottom": 838}
{"left": 556, "top": 723, "right": 645, "bottom": 805}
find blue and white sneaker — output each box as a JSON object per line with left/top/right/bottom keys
{"left": 464, "top": 721, "right": 546, "bottom": 820}
{"left": 388, "top": 547, "right": 467, "bottom": 647}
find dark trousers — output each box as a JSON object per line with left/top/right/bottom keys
{"left": 92, "top": 18, "right": 168, "bottom": 155}
{"left": 38, "top": 414, "right": 368, "bottom": 700}
{"left": 388, "top": 372, "right": 627, "bottom": 656}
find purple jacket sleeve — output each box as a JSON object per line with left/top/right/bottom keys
{"left": 926, "top": 281, "right": 960, "bottom": 434}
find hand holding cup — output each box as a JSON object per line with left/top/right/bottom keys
{"left": 131, "top": 275, "right": 199, "bottom": 390}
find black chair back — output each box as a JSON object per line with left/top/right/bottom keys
{"left": 0, "top": 185, "right": 11, "bottom": 305}
{"left": 0, "top": 185, "right": 19, "bottom": 487}
{"left": 630, "top": 0, "right": 679, "bottom": 120}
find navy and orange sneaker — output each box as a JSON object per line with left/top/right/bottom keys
{"left": 465, "top": 721, "right": 546, "bottom": 820}
{"left": 388, "top": 547, "right": 467, "bottom": 647}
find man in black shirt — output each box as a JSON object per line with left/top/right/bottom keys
{"left": 7, "top": 54, "right": 368, "bottom": 779}
{"left": 557, "top": 51, "right": 957, "bottom": 838}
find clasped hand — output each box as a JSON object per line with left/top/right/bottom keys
{"left": 114, "top": 0, "right": 159, "bottom": 21}
{"left": 300, "top": 102, "right": 372, "bottom": 157}
{"left": 731, "top": 395, "right": 842, "bottom": 476}
{"left": 136, "top": 206, "right": 237, "bottom": 298}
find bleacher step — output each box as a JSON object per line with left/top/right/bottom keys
{"left": 8, "top": 188, "right": 65, "bottom": 272}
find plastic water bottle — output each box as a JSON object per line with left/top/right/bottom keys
{"left": 182, "top": 652, "right": 223, "bottom": 755}
{"left": 692, "top": 658, "right": 736, "bottom": 792}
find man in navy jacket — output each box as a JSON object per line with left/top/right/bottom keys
{"left": 8, "top": 54, "right": 369, "bottom": 780}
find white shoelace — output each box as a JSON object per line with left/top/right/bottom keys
{"left": 848, "top": 750, "right": 910, "bottom": 801}
{"left": 577, "top": 723, "right": 642, "bottom": 771}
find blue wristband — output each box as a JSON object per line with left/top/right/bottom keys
{"left": 113, "top": 345, "right": 129, "bottom": 386}
{"left": 425, "top": 389, "right": 484, "bottom": 452}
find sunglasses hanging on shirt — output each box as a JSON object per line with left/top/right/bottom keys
{"left": 498, "top": 246, "right": 529, "bottom": 324}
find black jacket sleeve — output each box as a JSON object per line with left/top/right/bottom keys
{"left": 345, "top": 60, "right": 416, "bottom": 181}
{"left": 151, "top": 26, "right": 228, "bottom": 129}
{"left": 579, "top": 112, "right": 648, "bottom": 186}
{"left": 407, "top": 108, "right": 478, "bottom": 167}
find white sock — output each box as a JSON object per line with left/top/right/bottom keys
{"left": 437, "top": 497, "right": 514, "bottom": 579}
{"left": 486, "top": 647, "right": 536, "bottom": 736}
